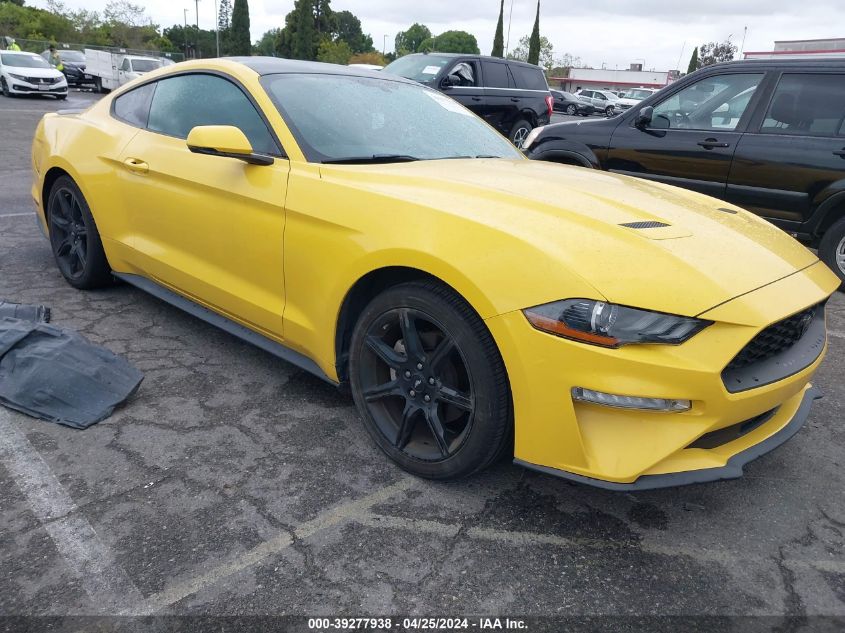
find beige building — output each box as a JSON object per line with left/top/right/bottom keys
{"left": 744, "top": 37, "right": 845, "bottom": 59}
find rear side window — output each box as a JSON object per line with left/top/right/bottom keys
{"left": 511, "top": 64, "right": 548, "bottom": 91}
{"left": 147, "top": 73, "right": 279, "bottom": 154}
{"left": 760, "top": 73, "right": 845, "bottom": 137}
{"left": 113, "top": 83, "right": 156, "bottom": 128}
{"left": 481, "top": 61, "right": 514, "bottom": 88}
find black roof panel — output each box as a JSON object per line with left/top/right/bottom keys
{"left": 226, "top": 56, "right": 416, "bottom": 83}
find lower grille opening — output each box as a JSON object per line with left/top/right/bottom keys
{"left": 688, "top": 408, "right": 778, "bottom": 450}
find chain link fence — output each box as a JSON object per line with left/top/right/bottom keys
{"left": 1, "top": 36, "right": 184, "bottom": 63}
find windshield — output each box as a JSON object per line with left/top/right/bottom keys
{"left": 59, "top": 50, "right": 85, "bottom": 62}
{"left": 382, "top": 55, "right": 452, "bottom": 84}
{"left": 261, "top": 73, "right": 522, "bottom": 163}
{"left": 1, "top": 53, "right": 51, "bottom": 69}
{"left": 623, "top": 89, "right": 653, "bottom": 100}
{"left": 131, "top": 59, "right": 161, "bottom": 72}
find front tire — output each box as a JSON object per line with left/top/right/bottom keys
{"left": 819, "top": 217, "right": 845, "bottom": 286}
{"left": 605, "top": 106, "right": 615, "bottom": 117}
{"left": 47, "top": 176, "right": 113, "bottom": 289}
{"left": 565, "top": 104, "right": 577, "bottom": 115}
{"left": 1, "top": 77, "right": 11, "bottom": 97}
{"left": 349, "top": 282, "right": 511, "bottom": 480}
{"left": 508, "top": 119, "right": 533, "bottom": 147}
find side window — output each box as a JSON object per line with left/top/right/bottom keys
{"left": 481, "top": 61, "right": 511, "bottom": 88}
{"left": 447, "top": 61, "right": 478, "bottom": 87}
{"left": 511, "top": 65, "right": 548, "bottom": 90}
{"left": 113, "top": 82, "right": 156, "bottom": 128}
{"left": 121, "top": 58, "right": 130, "bottom": 71}
{"left": 760, "top": 73, "right": 845, "bottom": 137}
{"left": 594, "top": 92, "right": 607, "bottom": 101}
{"left": 651, "top": 73, "right": 763, "bottom": 131}
{"left": 147, "top": 73, "right": 279, "bottom": 155}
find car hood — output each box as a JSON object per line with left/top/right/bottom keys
{"left": 616, "top": 97, "right": 640, "bottom": 106}
{"left": 327, "top": 159, "right": 819, "bottom": 317}
{"left": 7, "top": 66, "right": 64, "bottom": 79}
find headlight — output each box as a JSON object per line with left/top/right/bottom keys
{"left": 521, "top": 125, "right": 544, "bottom": 150}
{"left": 523, "top": 299, "right": 711, "bottom": 348}
{"left": 9, "top": 73, "right": 28, "bottom": 81}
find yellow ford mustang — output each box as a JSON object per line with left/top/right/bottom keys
{"left": 31, "top": 58, "right": 839, "bottom": 489}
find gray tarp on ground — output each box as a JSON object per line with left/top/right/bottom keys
{"left": 0, "top": 316, "right": 143, "bottom": 429}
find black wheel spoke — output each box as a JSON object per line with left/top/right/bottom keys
{"left": 57, "top": 192, "right": 73, "bottom": 219}
{"left": 365, "top": 335, "right": 405, "bottom": 369}
{"left": 76, "top": 241, "right": 87, "bottom": 269}
{"left": 51, "top": 214, "right": 70, "bottom": 230}
{"left": 424, "top": 407, "right": 450, "bottom": 457}
{"left": 438, "top": 385, "right": 473, "bottom": 411}
{"left": 363, "top": 380, "right": 401, "bottom": 402}
{"left": 55, "top": 236, "right": 72, "bottom": 256}
{"left": 399, "top": 309, "right": 425, "bottom": 361}
{"left": 395, "top": 403, "right": 418, "bottom": 450}
{"left": 426, "top": 336, "right": 454, "bottom": 370}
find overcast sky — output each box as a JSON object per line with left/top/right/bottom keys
{"left": 32, "top": 0, "right": 845, "bottom": 70}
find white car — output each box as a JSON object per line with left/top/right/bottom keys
{"left": 0, "top": 50, "right": 68, "bottom": 99}
{"left": 575, "top": 88, "right": 630, "bottom": 116}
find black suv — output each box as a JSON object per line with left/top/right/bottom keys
{"left": 524, "top": 58, "right": 845, "bottom": 283}
{"left": 383, "top": 53, "right": 552, "bottom": 145}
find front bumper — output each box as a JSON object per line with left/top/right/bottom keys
{"left": 486, "top": 261, "right": 839, "bottom": 489}
{"left": 9, "top": 79, "right": 67, "bottom": 95}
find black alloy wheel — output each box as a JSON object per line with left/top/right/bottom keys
{"left": 48, "top": 176, "right": 112, "bottom": 289}
{"left": 349, "top": 282, "right": 511, "bottom": 479}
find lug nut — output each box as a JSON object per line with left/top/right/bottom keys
{"left": 416, "top": 363, "right": 423, "bottom": 370}
{"left": 423, "top": 395, "right": 431, "bottom": 402}
{"left": 409, "top": 390, "right": 416, "bottom": 397}
{"left": 428, "top": 377, "right": 435, "bottom": 385}
{"left": 404, "top": 370, "right": 411, "bottom": 378}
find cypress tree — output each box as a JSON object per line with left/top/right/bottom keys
{"left": 687, "top": 47, "right": 699, "bottom": 74}
{"left": 527, "top": 0, "right": 541, "bottom": 66}
{"left": 292, "top": 0, "right": 316, "bottom": 60}
{"left": 491, "top": 0, "right": 504, "bottom": 57}
{"left": 230, "top": 0, "right": 251, "bottom": 55}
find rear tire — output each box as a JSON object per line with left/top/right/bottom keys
{"left": 565, "top": 104, "right": 577, "bottom": 115}
{"left": 819, "top": 217, "right": 845, "bottom": 286}
{"left": 508, "top": 119, "right": 533, "bottom": 147}
{"left": 1, "top": 77, "right": 11, "bottom": 97}
{"left": 47, "top": 176, "right": 113, "bottom": 289}
{"left": 349, "top": 282, "right": 512, "bottom": 480}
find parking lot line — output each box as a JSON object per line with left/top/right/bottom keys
{"left": 0, "top": 409, "right": 144, "bottom": 614}
{"left": 134, "top": 477, "right": 416, "bottom": 614}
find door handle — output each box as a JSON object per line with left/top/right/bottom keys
{"left": 833, "top": 150, "right": 845, "bottom": 158}
{"left": 697, "top": 138, "right": 730, "bottom": 149}
{"left": 123, "top": 158, "right": 149, "bottom": 174}
{"left": 510, "top": 97, "right": 520, "bottom": 102}
{"left": 471, "top": 96, "right": 482, "bottom": 101}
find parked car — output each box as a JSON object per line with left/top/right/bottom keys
{"left": 348, "top": 63, "right": 383, "bottom": 71}
{"left": 31, "top": 57, "right": 840, "bottom": 489}
{"left": 0, "top": 50, "right": 67, "bottom": 99}
{"left": 620, "top": 87, "right": 660, "bottom": 101}
{"left": 85, "top": 49, "right": 164, "bottom": 92}
{"left": 550, "top": 89, "right": 595, "bottom": 116}
{"left": 40, "top": 48, "right": 93, "bottom": 86}
{"left": 575, "top": 88, "right": 631, "bottom": 116}
{"left": 383, "top": 53, "right": 552, "bottom": 145}
{"left": 525, "top": 58, "right": 845, "bottom": 282}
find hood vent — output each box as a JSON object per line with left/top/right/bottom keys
{"left": 717, "top": 207, "right": 738, "bottom": 214}
{"left": 618, "top": 221, "right": 670, "bottom": 229}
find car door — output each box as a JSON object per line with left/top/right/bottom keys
{"left": 726, "top": 71, "right": 845, "bottom": 228}
{"left": 605, "top": 72, "right": 766, "bottom": 197}
{"left": 479, "top": 60, "right": 519, "bottom": 133}
{"left": 118, "top": 57, "right": 131, "bottom": 85}
{"left": 440, "top": 59, "right": 485, "bottom": 116}
{"left": 117, "top": 72, "right": 291, "bottom": 338}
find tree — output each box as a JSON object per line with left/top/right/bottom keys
{"left": 527, "top": 0, "right": 540, "bottom": 66}
{"left": 491, "top": 0, "right": 504, "bottom": 57}
{"left": 291, "top": 0, "right": 316, "bottom": 59}
{"left": 218, "top": 0, "right": 231, "bottom": 30}
{"left": 698, "top": 40, "right": 736, "bottom": 67}
{"left": 255, "top": 27, "right": 280, "bottom": 56}
{"left": 317, "top": 38, "right": 351, "bottom": 64}
{"left": 687, "top": 46, "right": 698, "bottom": 73}
{"left": 394, "top": 22, "right": 430, "bottom": 56}
{"left": 508, "top": 34, "right": 554, "bottom": 70}
{"left": 334, "top": 9, "right": 371, "bottom": 53}
{"left": 230, "top": 0, "right": 250, "bottom": 55}
{"left": 348, "top": 51, "right": 385, "bottom": 66}
{"left": 419, "top": 30, "right": 479, "bottom": 54}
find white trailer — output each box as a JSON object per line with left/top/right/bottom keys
{"left": 84, "top": 48, "right": 164, "bottom": 92}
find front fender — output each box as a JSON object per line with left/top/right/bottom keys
{"left": 526, "top": 137, "right": 602, "bottom": 168}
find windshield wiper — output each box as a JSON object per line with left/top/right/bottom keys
{"left": 322, "top": 154, "right": 421, "bottom": 164}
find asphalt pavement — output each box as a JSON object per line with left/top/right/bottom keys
{"left": 1, "top": 90, "right": 844, "bottom": 628}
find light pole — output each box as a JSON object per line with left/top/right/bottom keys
{"left": 214, "top": 0, "right": 220, "bottom": 57}
{"left": 195, "top": 0, "right": 200, "bottom": 56}
{"left": 383, "top": 34, "right": 388, "bottom": 57}
{"left": 183, "top": 8, "right": 189, "bottom": 58}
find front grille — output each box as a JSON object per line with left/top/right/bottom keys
{"left": 24, "top": 76, "right": 60, "bottom": 85}
{"left": 618, "top": 220, "right": 670, "bottom": 229}
{"left": 725, "top": 305, "right": 818, "bottom": 372}
{"left": 688, "top": 408, "right": 778, "bottom": 450}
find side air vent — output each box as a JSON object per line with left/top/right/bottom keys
{"left": 716, "top": 207, "right": 738, "bottom": 214}
{"left": 618, "top": 221, "right": 670, "bottom": 229}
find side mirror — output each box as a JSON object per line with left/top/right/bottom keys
{"left": 186, "top": 125, "right": 273, "bottom": 166}
{"left": 635, "top": 105, "right": 654, "bottom": 128}
{"left": 441, "top": 74, "right": 461, "bottom": 88}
